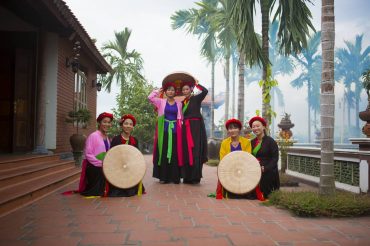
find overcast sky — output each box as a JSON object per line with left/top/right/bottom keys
{"left": 64, "top": 0, "right": 370, "bottom": 141}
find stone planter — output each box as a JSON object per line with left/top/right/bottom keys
{"left": 69, "top": 133, "right": 87, "bottom": 166}
{"left": 207, "top": 138, "right": 221, "bottom": 160}
{"left": 278, "top": 113, "right": 295, "bottom": 139}
{"left": 359, "top": 110, "right": 370, "bottom": 137}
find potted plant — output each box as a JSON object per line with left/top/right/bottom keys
{"left": 66, "top": 108, "right": 91, "bottom": 165}
{"left": 359, "top": 68, "right": 370, "bottom": 137}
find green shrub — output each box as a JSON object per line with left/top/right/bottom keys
{"left": 265, "top": 190, "right": 370, "bottom": 217}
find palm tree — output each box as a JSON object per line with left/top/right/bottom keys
{"left": 319, "top": 0, "right": 336, "bottom": 196}
{"left": 269, "top": 20, "right": 295, "bottom": 134}
{"left": 207, "top": 0, "right": 235, "bottom": 123}
{"left": 228, "top": 0, "right": 315, "bottom": 128}
{"left": 244, "top": 21, "right": 294, "bottom": 133}
{"left": 291, "top": 32, "right": 322, "bottom": 143}
{"left": 171, "top": 0, "right": 219, "bottom": 138}
{"left": 335, "top": 35, "right": 370, "bottom": 134}
{"left": 101, "top": 28, "right": 144, "bottom": 94}
{"left": 231, "top": 43, "right": 238, "bottom": 118}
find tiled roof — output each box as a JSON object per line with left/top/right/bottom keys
{"left": 48, "top": 0, "right": 112, "bottom": 73}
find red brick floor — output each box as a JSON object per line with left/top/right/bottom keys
{"left": 1, "top": 155, "right": 370, "bottom": 246}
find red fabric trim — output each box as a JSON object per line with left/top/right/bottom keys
{"left": 255, "top": 185, "right": 265, "bottom": 201}
{"left": 184, "top": 118, "right": 200, "bottom": 166}
{"left": 78, "top": 159, "right": 88, "bottom": 192}
{"left": 103, "top": 180, "right": 109, "bottom": 197}
{"left": 130, "top": 136, "right": 136, "bottom": 146}
{"left": 216, "top": 180, "right": 223, "bottom": 199}
{"left": 176, "top": 119, "right": 183, "bottom": 166}
{"left": 195, "top": 84, "right": 203, "bottom": 91}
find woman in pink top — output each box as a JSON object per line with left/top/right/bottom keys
{"left": 79, "top": 112, "right": 113, "bottom": 196}
{"left": 148, "top": 83, "right": 183, "bottom": 184}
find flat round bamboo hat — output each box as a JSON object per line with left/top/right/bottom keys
{"left": 162, "top": 71, "right": 196, "bottom": 96}
{"left": 103, "top": 145, "right": 146, "bottom": 189}
{"left": 217, "top": 151, "right": 261, "bottom": 194}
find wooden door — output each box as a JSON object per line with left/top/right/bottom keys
{"left": 13, "top": 49, "right": 34, "bottom": 152}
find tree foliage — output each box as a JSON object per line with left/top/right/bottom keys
{"left": 109, "top": 77, "right": 156, "bottom": 150}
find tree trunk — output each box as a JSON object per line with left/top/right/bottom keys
{"left": 271, "top": 90, "right": 275, "bottom": 136}
{"left": 308, "top": 79, "right": 312, "bottom": 143}
{"left": 232, "top": 57, "right": 236, "bottom": 118}
{"left": 225, "top": 55, "right": 230, "bottom": 124}
{"left": 319, "top": 0, "right": 336, "bottom": 196}
{"left": 261, "top": 0, "right": 270, "bottom": 128}
{"left": 238, "top": 51, "right": 245, "bottom": 122}
{"left": 347, "top": 98, "right": 351, "bottom": 130}
{"left": 210, "top": 61, "right": 215, "bottom": 138}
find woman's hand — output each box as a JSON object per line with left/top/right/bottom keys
{"left": 261, "top": 166, "right": 265, "bottom": 173}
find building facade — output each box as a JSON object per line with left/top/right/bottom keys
{"left": 0, "top": 0, "right": 112, "bottom": 154}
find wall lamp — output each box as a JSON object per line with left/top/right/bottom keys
{"left": 92, "top": 79, "right": 102, "bottom": 92}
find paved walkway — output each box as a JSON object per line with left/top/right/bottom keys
{"left": 1, "top": 155, "right": 370, "bottom": 246}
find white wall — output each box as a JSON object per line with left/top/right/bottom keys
{"left": 44, "top": 33, "right": 58, "bottom": 150}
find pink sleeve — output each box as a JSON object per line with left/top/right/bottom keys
{"left": 85, "top": 133, "right": 103, "bottom": 167}
{"left": 148, "top": 89, "right": 161, "bottom": 107}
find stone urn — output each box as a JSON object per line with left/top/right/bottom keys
{"left": 359, "top": 109, "right": 370, "bottom": 137}
{"left": 278, "top": 113, "right": 295, "bottom": 139}
{"left": 69, "top": 133, "right": 87, "bottom": 166}
{"left": 359, "top": 69, "right": 370, "bottom": 137}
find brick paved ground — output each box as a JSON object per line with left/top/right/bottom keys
{"left": 1, "top": 155, "right": 370, "bottom": 246}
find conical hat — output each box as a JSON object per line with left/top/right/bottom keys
{"left": 162, "top": 71, "right": 196, "bottom": 96}
{"left": 217, "top": 151, "right": 261, "bottom": 194}
{"left": 103, "top": 145, "right": 146, "bottom": 189}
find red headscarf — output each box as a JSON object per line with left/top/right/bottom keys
{"left": 96, "top": 112, "right": 113, "bottom": 122}
{"left": 119, "top": 114, "right": 136, "bottom": 126}
{"left": 249, "top": 116, "right": 267, "bottom": 127}
{"left": 225, "top": 118, "right": 242, "bottom": 130}
{"left": 162, "top": 82, "right": 176, "bottom": 91}
{"left": 180, "top": 81, "right": 195, "bottom": 90}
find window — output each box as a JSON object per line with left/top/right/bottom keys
{"left": 74, "top": 70, "right": 87, "bottom": 111}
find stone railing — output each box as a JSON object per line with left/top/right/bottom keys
{"left": 286, "top": 146, "right": 369, "bottom": 193}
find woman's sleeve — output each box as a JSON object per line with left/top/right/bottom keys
{"left": 195, "top": 84, "right": 208, "bottom": 101}
{"left": 85, "top": 134, "right": 103, "bottom": 166}
{"left": 219, "top": 140, "right": 227, "bottom": 160}
{"left": 148, "top": 89, "right": 161, "bottom": 107}
{"left": 246, "top": 139, "right": 252, "bottom": 154}
{"left": 264, "top": 138, "right": 279, "bottom": 172}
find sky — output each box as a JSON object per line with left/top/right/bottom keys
{"left": 64, "top": 0, "right": 370, "bottom": 142}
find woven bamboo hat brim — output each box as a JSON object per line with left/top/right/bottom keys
{"left": 103, "top": 145, "right": 146, "bottom": 189}
{"left": 162, "top": 71, "right": 196, "bottom": 96}
{"left": 217, "top": 151, "right": 261, "bottom": 194}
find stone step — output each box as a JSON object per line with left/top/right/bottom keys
{"left": 0, "top": 160, "right": 76, "bottom": 188}
{"left": 0, "top": 164, "right": 80, "bottom": 217}
{"left": 0, "top": 154, "right": 61, "bottom": 169}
